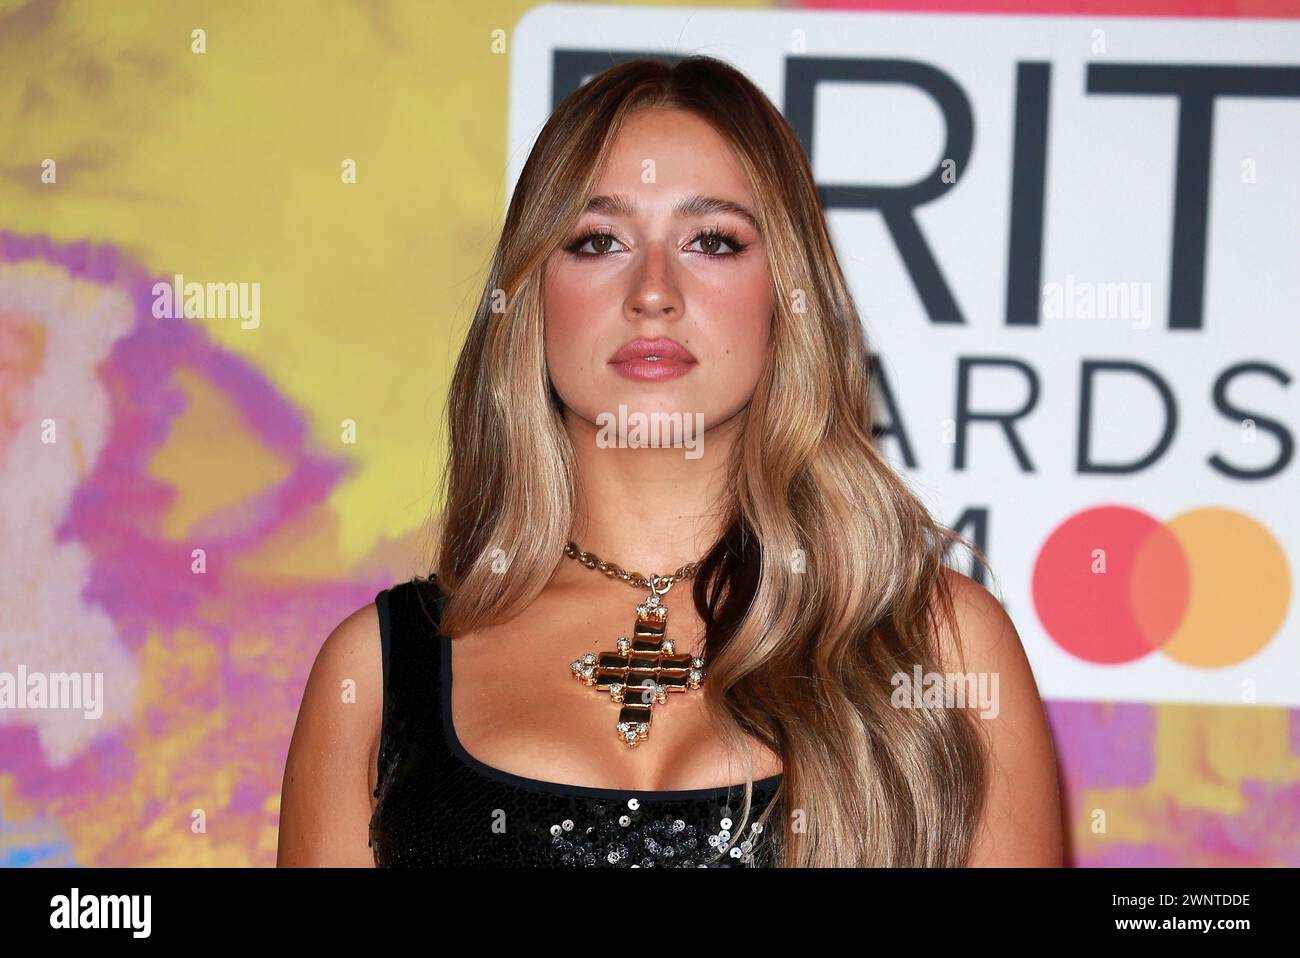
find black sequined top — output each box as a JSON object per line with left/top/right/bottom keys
{"left": 368, "top": 576, "right": 784, "bottom": 867}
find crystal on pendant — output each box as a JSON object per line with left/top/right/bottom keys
{"left": 573, "top": 583, "right": 705, "bottom": 749}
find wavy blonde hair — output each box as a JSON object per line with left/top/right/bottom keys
{"left": 426, "top": 55, "right": 990, "bottom": 867}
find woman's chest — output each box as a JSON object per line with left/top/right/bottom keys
{"left": 448, "top": 584, "right": 783, "bottom": 792}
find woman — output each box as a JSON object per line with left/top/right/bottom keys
{"left": 278, "top": 55, "right": 1063, "bottom": 868}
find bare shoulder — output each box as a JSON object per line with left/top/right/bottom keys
{"left": 309, "top": 600, "right": 384, "bottom": 692}
{"left": 933, "top": 567, "right": 1022, "bottom": 670}
{"left": 294, "top": 599, "right": 385, "bottom": 762}
{"left": 932, "top": 567, "right": 1065, "bottom": 867}
{"left": 276, "top": 599, "right": 385, "bottom": 867}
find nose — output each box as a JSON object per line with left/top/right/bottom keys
{"left": 623, "top": 243, "right": 683, "bottom": 322}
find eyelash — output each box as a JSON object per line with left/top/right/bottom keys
{"left": 563, "top": 227, "right": 749, "bottom": 258}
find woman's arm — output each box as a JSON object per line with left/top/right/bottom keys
{"left": 277, "top": 602, "right": 384, "bottom": 867}
{"left": 937, "top": 568, "right": 1065, "bottom": 867}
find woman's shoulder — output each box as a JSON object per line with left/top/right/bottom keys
{"left": 318, "top": 574, "right": 442, "bottom": 656}
{"left": 931, "top": 567, "right": 1064, "bottom": 865}
{"left": 296, "top": 595, "right": 386, "bottom": 745}
{"left": 927, "top": 567, "right": 1044, "bottom": 722}
{"left": 294, "top": 580, "right": 422, "bottom": 765}
{"left": 317, "top": 590, "right": 387, "bottom": 667}
{"left": 932, "top": 566, "right": 1020, "bottom": 671}
{"left": 278, "top": 589, "right": 387, "bottom": 866}
{"left": 300, "top": 575, "right": 438, "bottom": 720}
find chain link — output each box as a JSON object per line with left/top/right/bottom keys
{"left": 563, "top": 541, "right": 701, "bottom": 594}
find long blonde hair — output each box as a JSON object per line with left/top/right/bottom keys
{"left": 427, "top": 55, "right": 989, "bottom": 867}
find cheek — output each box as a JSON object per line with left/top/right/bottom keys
{"left": 543, "top": 266, "right": 605, "bottom": 388}
{"left": 700, "top": 263, "right": 773, "bottom": 373}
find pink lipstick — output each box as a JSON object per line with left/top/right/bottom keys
{"left": 608, "top": 336, "right": 697, "bottom": 382}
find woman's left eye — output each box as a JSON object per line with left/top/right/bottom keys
{"left": 687, "top": 230, "right": 748, "bottom": 256}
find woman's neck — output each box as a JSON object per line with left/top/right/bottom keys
{"left": 561, "top": 407, "right": 743, "bottom": 574}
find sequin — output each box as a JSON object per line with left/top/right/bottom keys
{"left": 368, "top": 578, "right": 784, "bottom": 868}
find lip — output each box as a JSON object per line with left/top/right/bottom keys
{"left": 607, "top": 337, "right": 698, "bottom": 382}
{"left": 608, "top": 336, "right": 697, "bottom": 364}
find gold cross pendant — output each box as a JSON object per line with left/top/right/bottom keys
{"left": 569, "top": 590, "right": 705, "bottom": 747}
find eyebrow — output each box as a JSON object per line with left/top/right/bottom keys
{"left": 582, "top": 193, "right": 761, "bottom": 231}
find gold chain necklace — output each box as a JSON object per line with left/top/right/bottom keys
{"left": 564, "top": 541, "right": 706, "bottom": 748}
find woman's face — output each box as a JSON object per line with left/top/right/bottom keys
{"left": 543, "top": 107, "right": 774, "bottom": 443}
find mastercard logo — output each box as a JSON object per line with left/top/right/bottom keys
{"left": 1031, "top": 505, "right": 1291, "bottom": 667}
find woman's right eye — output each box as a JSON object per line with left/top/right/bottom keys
{"left": 565, "top": 231, "right": 626, "bottom": 256}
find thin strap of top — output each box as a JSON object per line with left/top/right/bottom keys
{"left": 374, "top": 575, "right": 446, "bottom": 797}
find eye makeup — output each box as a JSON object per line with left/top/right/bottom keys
{"left": 562, "top": 226, "right": 750, "bottom": 258}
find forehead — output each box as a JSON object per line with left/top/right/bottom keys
{"left": 592, "top": 107, "right": 753, "bottom": 204}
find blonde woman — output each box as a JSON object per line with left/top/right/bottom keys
{"left": 278, "top": 55, "right": 1063, "bottom": 868}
